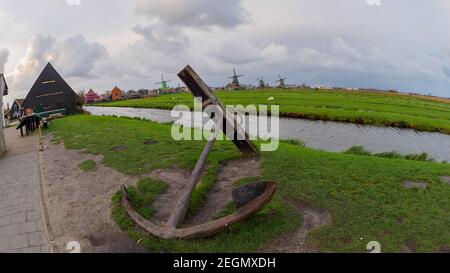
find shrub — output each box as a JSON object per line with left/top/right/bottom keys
{"left": 344, "top": 146, "right": 372, "bottom": 156}
{"left": 282, "top": 139, "right": 306, "bottom": 147}
{"left": 345, "top": 146, "right": 433, "bottom": 162}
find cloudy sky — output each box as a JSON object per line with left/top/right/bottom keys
{"left": 1, "top": 0, "right": 450, "bottom": 104}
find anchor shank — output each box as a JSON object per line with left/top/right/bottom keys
{"left": 167, "top": 118, "right": 223, "bottom": 229}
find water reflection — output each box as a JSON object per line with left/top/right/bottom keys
{"left": 85, "top": 106, "right": 450, "bottom": 162}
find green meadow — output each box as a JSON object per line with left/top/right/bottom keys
{"left": 48, "top": 115, "right": 450, "bottom": 252}
{"left": 95, "top": 89, "right": 450, "bottom": 134}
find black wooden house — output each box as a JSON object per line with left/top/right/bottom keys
{"left": 23, "top": 63, "right": 78, "bottom": 117}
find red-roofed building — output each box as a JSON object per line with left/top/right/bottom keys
{"left": 85, "top": 89, "right": 102, "bottom": 104}
{"left": 111, "top": 86, "right": 123, "bottom": 101}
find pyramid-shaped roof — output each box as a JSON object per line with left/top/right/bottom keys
{"left": 111, "top": 86, "right": 122, "bottom": 94}
{"left": 86, "top": 89, "right": 101, "bottom": 99}
{"left": 23, "top": 63, "right": 77, "bottom": 110}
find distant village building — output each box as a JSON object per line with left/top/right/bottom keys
{"left": 1, "top": 73, "right": 8, "bottom": 155}
{"left": 138, "top": 89, "right": 149, "bottom": 97}
{"left": 22, "top": 63, "right": 78, "bottom": 117}
{"left": 127, "top": 90, "right": 137, "bottom": 96}
{"left": 313, "top": 84, "right": 332, "bottom": 90}
{"left": 161, "top": 88, "right": 177, "bottom": 94}
{"left": 175, "top": 86, "right": 188, "bottom": 93}
{"left": 126, "top": 90, "right": 140, "bottom": 99}
{"left": 300, "top": 83, "right": 310, "bottom": 89}
{"left": 10, "top": 99, "right": 25, "bottom": 120}
{"left": 85, "top": 89, "right": 102, "bottom": 104}
{"left": 137, "top": 89, "right": 147, "bottom": 96}
{"left": 100, "top": 93, "right": 109, "bottom": 101}
{"left": 110, "top": 86, "right": 123, "bottom": 101}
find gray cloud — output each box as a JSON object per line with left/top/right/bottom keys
{"left": 14, "top": 34, "right": 107, "bottom": 79}
{"left": 205, "top": 35, "right": 264, "bottom": 64}
{"left": 58, "top": 34, "right": 107, "bottom": 78}
{"left": 13, "top": 35, "right": 57, "bottom": 83}
{"left": 0, "top": 48, "right": 9, "bottom": 73}
{"left": 9, "top": 34, "right": 107, "bottom": 100}
{"left": 133, "top": 24, "right": 189, "bottom": 53}
{"left": 135, "top": 0, "right": 248, "bottom": 28}
{"left": 3, "top": 0, "right": 450, "bottom": 99}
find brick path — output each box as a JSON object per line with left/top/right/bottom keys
{"left": 0, "top": 128, "right": 51, "bottom": 253}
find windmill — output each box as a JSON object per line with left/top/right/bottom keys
{"left": 276, "top": 74, "right": 287, "bottom": 88}
{"left": 257, "top": 77, "right": 266, "bottom": 88}
{"left": 227, "top": 68, "right": 244, "bottom": 90}
{"left": 155, "top": 74, "right": 171, "bottom": 91}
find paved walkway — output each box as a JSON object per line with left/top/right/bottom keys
{"left": 0, "top": 128, "right": 51, "bottom": 253}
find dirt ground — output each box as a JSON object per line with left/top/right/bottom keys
{"left": 147, "top": 168, "right": 191, "bottom": 225}
{"left": 39, "top": 135, "right": 330, "bottom": 253}
{"left": 39, "top": 137, "right": 148, "bottom": 253}
{"left": 185, "top": 157, "right": 262, "bottom": 225}
{"left": 265, "top": 197, "right": 332, "bottom": 253}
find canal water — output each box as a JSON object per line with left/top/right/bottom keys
{"left": 85, "top": 106, "right": 450, "bottom": 162}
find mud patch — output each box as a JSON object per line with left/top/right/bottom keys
{"left": 441, "top": 176, "right": 450, "bottom": 185}
{"left": 265, "top": 197, "right": 332, "bottom": 253}
{"left": 403, "top": 181, "right": 428, "bottom": 189}
{"left": 185, "top": 157, "right": 262, "bottom": 225}
{"left": 86, "top": 233, "right": 106, "bottom": 247}
{"left": 436, "top": 246, "right": 450, "bottom": 253}
{"left": 111, "top": 145, "right": 128, "bottom": 151}
{"left": 396, "top": 217, "right": 407, "bottom": 225}
{"left": 144, "top": 140, "right": 159, "bottom": 145}
{"left": 405, "top": 239, "right": 417, "bottom": 253}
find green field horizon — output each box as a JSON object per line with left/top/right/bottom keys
{"left": 94, "top": 88, "right": 450, "bottom": 134}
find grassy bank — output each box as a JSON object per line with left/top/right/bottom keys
{"left": 48, "top": 115, "right": 450, "bottom": 252}
{"left": 95, "top": 89, "right": 450, "bottom": 134}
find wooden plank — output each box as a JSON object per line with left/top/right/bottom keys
{"left": 178, "top": 65, "right": 258, "bottom": 155}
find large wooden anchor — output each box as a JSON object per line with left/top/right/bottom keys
{"left": 121, "top": 65, "right": 277, "bottom": 239}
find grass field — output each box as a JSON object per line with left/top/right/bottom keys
{"left": 48, "top": 115, "right": 450, "bottom": 252}
{"left": 95, "top": 89, "right": 450, "bottom": 134}
{"left": 78, "top": 160, "right": 97, "bottom": 172}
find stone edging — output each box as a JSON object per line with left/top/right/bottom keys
{"left": 36, "top": 148, "right": 55, "bottom": 253}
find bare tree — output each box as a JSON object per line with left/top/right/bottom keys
{"left": 76, "top": 89, "right": 85, "bottom": 113}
